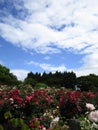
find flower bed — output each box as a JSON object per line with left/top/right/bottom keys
{"left": 0, "top": 85, "right": 98, "bottom": 130}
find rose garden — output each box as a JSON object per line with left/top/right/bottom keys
{"left": 0, "top": 64, "right": 98, "bottom": 130}
{"left": 0, "top": 85, "right": 98, "bottom": 130}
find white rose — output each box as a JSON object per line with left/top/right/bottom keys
{"left": 50, "top": 116, "right": 59, "bottom": 128}
{"left": 86, "top": 103, "right": 95, "bottom": 111}
{"left": 89, "top": 110, "right": 98, "bottom": 122}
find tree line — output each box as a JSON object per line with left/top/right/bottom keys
{"left": 0, "top": 64, "right": 98, "bottom": 91}
{"left": 24, "top": 71, "right": 76, "bottom": 89}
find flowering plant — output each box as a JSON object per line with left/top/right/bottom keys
{"left": 0, "top": 85, "right": 97, "bottom": 130}
{"left": 79, "top": 103, "right": 98, "bottom": 130}
{"left": 59, "top": 91, "right": 89, "bottom": 119}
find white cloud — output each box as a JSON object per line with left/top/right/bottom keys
{"left": 0, "top": 0, "right": 98, "bottom": 76}
{"left": 44, "top": 56, "right": 50, "bottom": 60}
{"left": 40, "top": 63, "right": 67, "bottom": 72}
{"left": 74, "top": 52, "right": 98, "bottom": 77}
{"left": 10, "top": 69, "right": 29, "bottom": 81}
{"left": 1, "top": 0, "right": 98, "bottom": 53}
{"left": 27, "top": 60, "right": 67, "bottom": 72}
{"left": 74, "top": 66, "right": 98, "bottom": 77}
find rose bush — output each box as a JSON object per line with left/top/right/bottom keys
{"left": 0, "top": 85, "right": 97, "bottom": 130}
{"left": 59, "top": 91, "right": 95, "bottom": 119}
{"left": 79, "top": 103, "right": 98, "bottom": 130}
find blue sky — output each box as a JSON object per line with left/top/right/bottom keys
{"left": 0, "top": 0, "right": 98, "bottom": 80}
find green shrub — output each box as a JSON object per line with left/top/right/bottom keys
{"left": 34, "top": 83, "right": 47, "bottom": 89}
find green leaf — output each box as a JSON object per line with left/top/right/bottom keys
{"left": 21, "top": 124, "right": 30, "bottom": 130}
{"left": 19, "top": 118, "right": 24, "bottom": 125}
{"left": 4, "top": 111, "right": 12, "bottom": 119}
{"left": 10, "top": 118, "right": 19, "bottom": 127}
{"left": 85, "top": 120, "right": 90, "bottom": 127}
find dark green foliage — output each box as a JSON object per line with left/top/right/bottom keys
{"left": 35, "top": 83, "right": 47, "bottom": 89}
{"left": 24, "top": 71, "right": 76, "bottom": 89}
{"left": 24, "top": 78, "right": 37, "bottom": 87}
{"left": 77, "top": 74, "right": 98, "bottom": 91}
{"left": 1, "top": 64, "right": 98, "bottom": 91}
{"left": 0, "top": 64, "right": 19, "bottom": 86}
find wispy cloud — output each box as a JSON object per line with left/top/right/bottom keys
{"left": 44, "top": 56, "right": 50, "bottom": 60}
{"left": 0, "top": 0, "right": 98, "bottom": 76}
{"left": 27, "top": 60, "right": 67, "bottom": 72}
{"left": 1, "top": 0, "right": 98, "bottom": 53}
{"left": 40, "top": 63, "right": 67, "bottom": 72}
